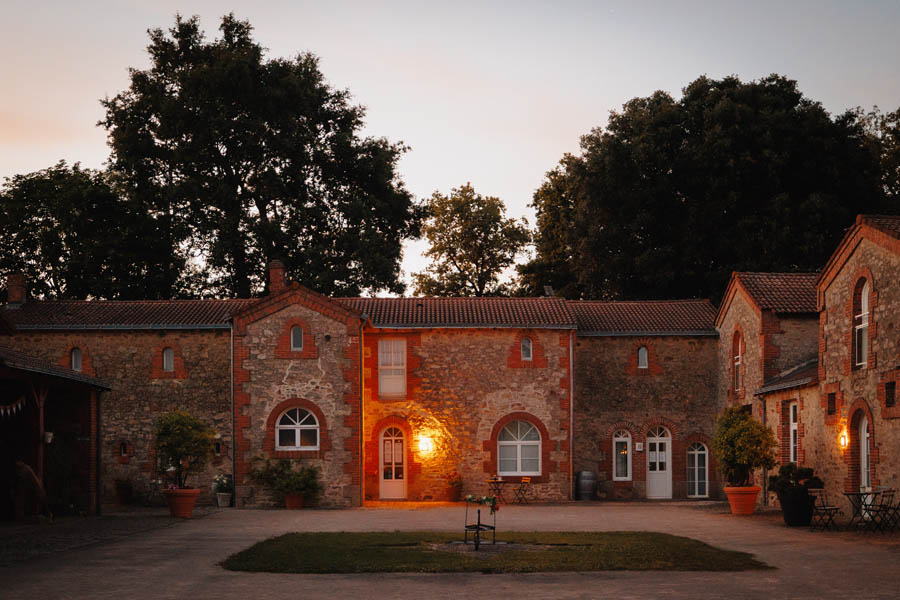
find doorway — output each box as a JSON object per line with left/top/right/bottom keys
{"left": 646, "top": 426, "right": 672, "bottom": 499}
{"left": 379, "top": 427, "right": 406, "bottom": 500}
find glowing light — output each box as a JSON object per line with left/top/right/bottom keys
{"left": 839, "top": 429, "right": 849, "bottom": 449}
{"left": 418, "top": 436, "right": 434, "bottom": 454}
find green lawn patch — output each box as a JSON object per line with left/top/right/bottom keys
{"left": 222, "top": 531, "right": 770, "bottom": 573}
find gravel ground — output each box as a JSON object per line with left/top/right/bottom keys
{"left": 0, "top": 505, "right": 219, "bottom": 566}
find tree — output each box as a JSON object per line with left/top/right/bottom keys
{"left": 0, "top": 162, "right": 185, "bottom": 299}
{"left": 413, "top": 183, "right": 530, "bottom": 296}
{"left": 101, "top": 14, "right": 421, "bottom": 298}
{"left": 521, "top": 75, "right": 893, "bottom": 302}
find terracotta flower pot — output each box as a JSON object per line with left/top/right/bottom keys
{"left": 724, "top": 485, "right": 761, "bottom": 515}
{"left": 163, "top": 488, "right": 200, "bottom": 518}
{"left": 284, "top": 493, "right": 304, "bottom": 509}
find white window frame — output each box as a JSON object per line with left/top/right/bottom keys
{"left": 162, "top": 347, "right": 175, "bottom": 372}
{"left": 789, "top": 402, "right": 799, "bottom": 463}
{"left": 378, "top": 338, "right": 407, "bottom": 397}
{"left": 854, "top": 281, "right": 869, "bottom": 368}
{"left": 275, "top": 407, "right": 320, "bottom": 451}
{"left": 613, "top": 430, "right": 632, "bottom": 481}
{"left": 686, "top": 442, "right": 708, "bottom": 498}
{"left": 521, "top": 337, "right": 533, "bottom": 362}
{"left": 71, "top": 348, "right": 82, "bottom": 372}
{"left": 290, "top": 325, "right": 304, "bottom": 351}
{"left": 733, "top": 339, "right": 742, "bottom": 391}
{"left": 637, "top": 346, "right": 649, "bottom": 370}
{"left": 497, "top": 421, "right": 541, "bottom": 476}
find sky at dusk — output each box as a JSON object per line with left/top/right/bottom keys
{"left": 2, "top": 0, "right": 900, "bottom": 282}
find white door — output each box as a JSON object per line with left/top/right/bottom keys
{"left": 380, "top": 427, "right": 406, "bottom": 499}
{"left": 646, "top": 426, "right": 672, "bottom": 499}
{"left": 860, "top": 416, "right": 871, "bottom": 492}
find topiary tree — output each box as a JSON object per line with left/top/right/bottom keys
{"left": 154, "top": 411, "right": 215, "bottom": 489}
{"left": 711, "top": 407, "right": 777, "bottom": 486}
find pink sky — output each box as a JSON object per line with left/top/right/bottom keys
{"left": 2, "top": 0, "right": 899, "bottom": 281}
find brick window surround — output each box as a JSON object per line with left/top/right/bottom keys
{"left": 483, "top": 412, "right": 555, "bottom": 483}
{"left": 58, "top": 343, "right": 95, "bottom": 376}
{"left": 151, "top": 343, "right": 188, "bottom": 379}
{"left": 114, "top": 439, "right": 135, "bottom": 464}
{"left": 364, "top": 415, "right": 422, "bottom": 498}
{"left": 879, "top": 369, "right": 900, "bottom": 419}
{"left": 844, "top": 398, "right": 877, "bottom": 493}
{"left": 625, "top": 340, "right": 663, "bottom": 376}
{"left": 264, "top": 398, "right": 331, "bottom": 459}
{"left": 274, "top": 318, "right": 319, "bottom": 359}
{"left": 730, "top": 327, "right": 745, "bottom": 404}
{"left": 507, "top": 331, "right": 548, "bottom": 368}
{"left": 846, "top": 269, "right": 877, "bottom": 375}
{"left": 822, "top": 382, "right": 844, "bottom": 427}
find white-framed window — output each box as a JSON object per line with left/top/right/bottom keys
{"left": 275, "top": 407, "right": 319, "bottom": 451}
{"left": 70, "top": 348, "right": 82, "bottom": 372}
{"left": 637, "top": 346, "right": 649, "bottom": 369}
{"left": 613, "top": 430, "right": 632, "bottom": 481}
{"left": 854, "top": 280, "right": 869, "bottom": 368}
{"left": 498, "top": 420, "right": 541, "bottom": 476}
{"left": 521, "top": 337, "right": 533, "bottom": 362}
{"left": 687, "top": 442, "right": 708, "bottom": 497}
{"left": 378, "top": 338, "right": 407, "bottom": 397}
{"left": 789, "top": 402, "right": 799, "bottom": 463}
{"left": 290, "top": 325, "right": 304, "bottom": 351}
{"left": 162, "top": 347, "right": 175, "bottom": 372}
{"left": 733, "top": 333, "right": 742, "bottom": 391}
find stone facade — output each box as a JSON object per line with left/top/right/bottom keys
{"left": 716, "top": 288, "right": 762, "bottom": 408}
{"left": 5, "top": 328, "right": 233, "bottom": 504}
{"left": 574, "top": 335, "right": 720, "bottom": 499}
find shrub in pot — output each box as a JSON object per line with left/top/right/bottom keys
{"left": 447, "top": 472, "right": 464, "bottom": 502}
{"left": 250, "top": 459, "right": 322, "bottom": 509}
{"left": 768, "top": 464, "right": 824, "bottom": 526}
{"left": 711, "top": 407, "right": 776, "bottom": 515}
{"left": 213, "top": 473, "right": 234, "bottom": 508}
{"left": 154, "top": 411, "right": 214, "bottom": 518}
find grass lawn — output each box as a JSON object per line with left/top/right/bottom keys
{"left": 222, "top": 531, "right": 771, "bottom": 573}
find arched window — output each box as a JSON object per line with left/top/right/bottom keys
{"left": 275, "top": 407, "right": 319, "bottom": 451}
{"left": 732, "top": 331, "right": 742, "bottom": 391}
{"left": 162, "top": 347, "right": 175, "bottom": 372}
{"left": 290, "top": 325, "right": 304, "bottom": 351}
{"left": 687, "top": 442, "right": 708, "bottom": 498}
{"left": 498, "top": 420, "right": 540, "bottom": 475}
{"left": 521, "top": 337, "right": 533, "bottom": 362}
{"left": 637, "top": 346, "right": 649, "bottom": 370}
{"left": 613, "top": 430, "right": 631, "bottom": 481}
{"left": 70, "top": 348, "right": 82, "bottom": 372}
{"left": 854, "top": 279, "right": 870, "bottom": 368}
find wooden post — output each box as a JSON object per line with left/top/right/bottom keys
{"left": 30, "top": 383, "right": 48, "bottom": 483}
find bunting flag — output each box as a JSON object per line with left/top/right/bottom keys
{"left": 1, "top": 395, "right": 27, "bottom": 418}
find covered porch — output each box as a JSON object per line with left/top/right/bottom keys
{"left": 0, "top": 346, "right": 108, "bottom": 520}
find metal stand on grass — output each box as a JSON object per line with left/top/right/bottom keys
{"left": 464, "top": 505, "right": 496, "bottom": 551}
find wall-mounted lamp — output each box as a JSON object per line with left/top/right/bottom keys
{"left": 418, "top": 436, "right": 434, "bottom": 454}
{"left": 839, "top": 429, "right": 849, "bottom": 450}
{"left": 44, "top": 431, "right": 54, "bottom": 444}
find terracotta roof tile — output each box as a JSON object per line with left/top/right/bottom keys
{"left": 735, "top": 272, "right": 818, "bottom": 314}
{"left": 567, "top": 299, "right": 717, "bottom": 335}
{"left": 0, "top": 345, "right": 110, "bottom": 388}
{"left": 336, "top": 297, "right": 576, "bottom": 328}
{"left": 2, "top": 299, "right": 258, "bottom": 330}
{"left": 861, "top": 214, "right": 900, "bottom": 239}
{"left": 756, "top": 357, "right": 818, "bottom": 395}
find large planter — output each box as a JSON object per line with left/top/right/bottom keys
{"left": 449, "top": 486, "right": 463, "bottom": 502}
{"left": 724, "top": 485, "right": 761, "bottom": 515}
{"left": 284, "top": 493, "right": 304, "bottom": 509}
{"left": 216, "top": 492, "right": 232, "bottom": 508}
{"left": 163, "top": 488, "right": 200, "bottom": 518}
{"left": 776, "top": 490, "right": 815, "bottom": 526}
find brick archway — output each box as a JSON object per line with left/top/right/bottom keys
{"left": 365, "top": 415, "right": 421, "bottom": 500}
{"left": 483, "top": 412, "right": 555, "bottom": 483}
{"left": 845, "top": 398, "right": 876, "bottom": 493}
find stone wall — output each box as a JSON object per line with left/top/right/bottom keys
{"left": 817, "top": 236, "right": 900, "bottom": 500}
{"left": 573, "top": 335, "right": 721, "bottom": 499}
{"left": 773, "top": 316, "right": 819, "bottom": 372}
{"left": 6, "top": 329, "right": 232, "bottom": 504}
{"left": 361, "top": 328, "right": 573, "bottom": 502}
{"left": 232, "top": 289, "right": 360, "bottom": 508}
{"left": 761, "top": 384, "right": 822, "bottom": 506}
{"left": 716, "top": 290, "right": 760, "bottom": 407}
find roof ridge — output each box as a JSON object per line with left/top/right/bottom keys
{"left": 566, "top": 298, "right": 712, "bottom": 304}
{"left": 7, "top": 298, "right": 257, "bottom": 304}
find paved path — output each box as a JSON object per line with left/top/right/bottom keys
{"left": 3, "top": 502, "right": 900, "bottom": 599}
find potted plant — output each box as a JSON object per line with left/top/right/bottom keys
{"left": 711, "top": 407, "right": 777, "bottom": 515}
{"left": 768, "top": 464, "right": 824, "bottom": 526}
{"left": 447, "top": 472, "right": 464, "bottom": 502}
{"left": 250, "top": 459, "right": 322, "bottom": 509}
{"left": 213, "top": 473, "right": 233, "bottom": 508}
{"left": 154, "top": 411, "right": 214, "bottom": 518}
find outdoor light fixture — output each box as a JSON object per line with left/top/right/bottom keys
{"left": 418, "top": 436, "right": 434, "bottom": 454}
{"left": 839, "top": 429, "right": 849, "bottom": 450}
{"left": 44, "top": 431, "right": 54, "bottom": 444}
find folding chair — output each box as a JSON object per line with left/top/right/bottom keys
{"left": 868, "top": 489, "right": 897, "bottom": 533}
{"left": 513, "top": 477, "right": 531, "bottom": 504}
{"left": 809, "top": 488, "right": 841, "bottom": 531}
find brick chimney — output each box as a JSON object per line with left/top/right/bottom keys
{"left": 268, "top": 260, "right": 286, "bottom": 295}
{"left": 6, "top": 273, "right": 26, "bottom": 305}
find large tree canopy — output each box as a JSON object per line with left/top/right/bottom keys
{"left": 413, "top": 183, "right": 529, "bottom": 296}
{"left": 0, "top": 162, "right": 184, "bottom": 300}
{"left": 520, "top": 75, "right": 894, "bottom": 302}
{"left": 102, "top": 14, "right": 421, "bottom": 298}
